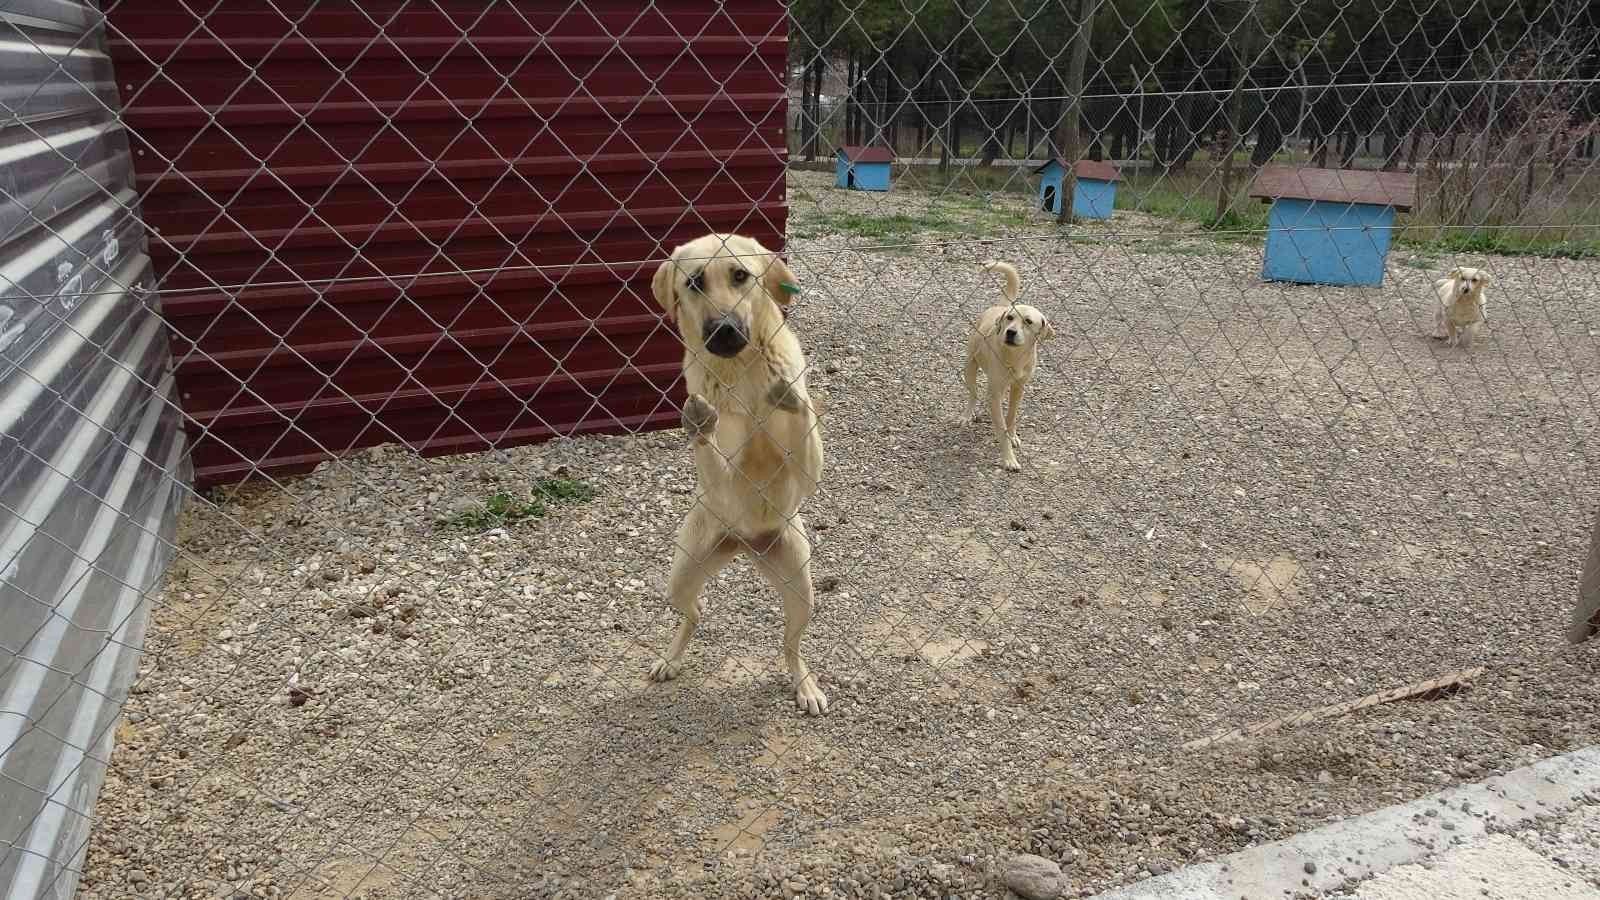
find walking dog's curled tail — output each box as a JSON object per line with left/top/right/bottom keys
{"left": 979, "top": 259, "right": 1021, "bottom": 304}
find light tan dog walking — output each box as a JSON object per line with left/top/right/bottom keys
{"left": 964, "top": 260, "right": 1055, "bottom": 471}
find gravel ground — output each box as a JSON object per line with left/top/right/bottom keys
{"left": 82, "top": 168, "right": 1600, "bottom": 899}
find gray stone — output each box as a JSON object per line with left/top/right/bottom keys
{"left": 1002, "top": 854, "right": 1065, "bottom": 900}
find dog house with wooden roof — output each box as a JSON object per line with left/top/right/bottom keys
{"left": 1249, "top": 167, "right": 1418, "bottom": 287}
{"left": 1036, "top": 158, "right": 1122, "bottom": 219}
{"left": 835, "top": 145, "right": 893, "bottom": 191}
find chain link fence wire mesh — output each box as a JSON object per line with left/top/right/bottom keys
{"left": 2, "top": 1, "right": 1600, "bottom": 898}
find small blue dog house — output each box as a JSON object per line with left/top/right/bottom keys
{"left": 1035, "top": 158, "right": 1122, "bottom": 218}
{"left": 835, "top": 145, "right": 893, "bottom": 191}
{"left": 1250, "top": 166, "right": 1417, "bottom": 287}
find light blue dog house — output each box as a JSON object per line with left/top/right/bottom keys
{"left": 1250, "top": 166, "right": 1417, "bottom": 287}
{"left": 1035, "top": 158, "right": 1122, "bottom": 218}
{"left": 835, "top": 145, "right": 893, "bottom": 191}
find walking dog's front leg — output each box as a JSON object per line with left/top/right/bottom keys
{"left": 1006, "top": 382, "right": 1025, "bottom": 450}
{"left": 991, "top": 386, "right": 1019, "bottom": 471}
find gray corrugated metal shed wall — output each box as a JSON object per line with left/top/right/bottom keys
{"left": 0, "top": 2, "right": 189, "bottom": 898}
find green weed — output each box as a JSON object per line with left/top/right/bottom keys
{"left": 793, "top": 207, "right": 1026, "bottom": 240}
{"left": 441, "top": 477, "right": 596, "bottom": 531}
{"left": 1400, "top": 231, "right": 1600, "bottom": 260}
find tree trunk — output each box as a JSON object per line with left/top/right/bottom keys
{"left": 851, "top": 55, "right": 864, "bottom": 145}
{"left": 950, "top": 102, "right": 963, "bottom": 162}
{"left": 1525, "top": 132, "right": 1538, "bottom": 202}
{"left": 980, "top": 102, "right": 1002, "bottom": 166}
{"left": 1381, "top": 121, "right": 1400, "bottom": 169}
{"left": 881, "top": 52, "right": 894, "bottom": 149}
{"left": 917, "top": 79, "right": 930, "bottom": 152}
{"left": 1216, "top": 59, "right": 1244, "bottom": 223}
{"left": 799, "top": 57, "right": 813, "bottom": 161}
{"left": 1174, "top": 95, "right": 1201, "bottom": 170}
{"left": 1403, "top": 89, "right": 1425, "bottom": 170}
{"left": 1055, "top": 0, "right": 1095, "bottom": 224}
{"left": 804, "top": 56, "right": 822, "bottom": 160}
{"left": 843, "top": 54, "right": 855, "bottom": 146}
{"left": 1473, "top": 83, "right": 1498, "bottom": 216}
{"left": 1025, "top": 99, "right": 1036, "bottom": 159}
{"left": 1251, "top": 90, "right": 1284, "bottom": 166}
{"left": 939, "top": 79, "right": 952, "bottom": 172}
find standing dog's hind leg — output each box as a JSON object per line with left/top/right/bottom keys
{"left": 752, "top": 520, "right": 827, "bottom": 715}
{"left": 650, "top": 506, "right": 735, "bottom": 683}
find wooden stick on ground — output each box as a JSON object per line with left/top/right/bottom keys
{"left": 1181, "top": 667, "right": 1486, "bottom": 752}
{"left": 1570, "top": 502, "right": 1600, "bottom": 644}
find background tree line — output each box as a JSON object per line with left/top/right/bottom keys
{"left": 787, "top": 0, "right": 1600, "bottom": 175}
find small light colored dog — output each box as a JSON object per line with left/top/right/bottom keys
{"left": 648, "top": 232, "right": 828, "bottom": 715}
{"left": 1430, "top": 266, "right": 1492, "bottom": 348}
{"left": 964, "top": 260, "right": 1054, "bottom": 471}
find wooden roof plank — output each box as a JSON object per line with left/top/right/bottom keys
{"left": 1248, "top": 165, "right": 1417, "bottom": 212}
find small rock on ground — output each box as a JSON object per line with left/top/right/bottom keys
{"left": 1002, "top": 853, "right": 1066, "bottom": 900}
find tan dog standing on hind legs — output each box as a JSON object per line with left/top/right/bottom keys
{"left": 648, "top": 233, "right": 828, "bottom": 715}
{"left": 964, "top": 260, "right": 1054, "bottom": 471}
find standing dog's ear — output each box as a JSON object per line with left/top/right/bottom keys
{"left": 1040, "top": 314, "right": 1056, "bottom": 341}
{"left": 1479, "top": 270, "right": 1493, "bottom": 285}
{"left": 651, "top": 256, "right": 679, "bottom": 324}
{"left": 763, "top": 252, "right": 800, "bottom": 306}
{"left": 1446, "top": 266, "right": 1464, "bottom": 281}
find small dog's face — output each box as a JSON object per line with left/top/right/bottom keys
{"left": 1448, "top": 266, "right": 1491, "bottom": 298}
{"left": 996, "top": 303, "right": 1054, "bottom": 348}
{"left": 651, "top": 234, "right": 797, "bottom": 359}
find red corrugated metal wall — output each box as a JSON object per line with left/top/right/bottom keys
{"left": 103, "top": 2, "right": 788, "bottom": 487}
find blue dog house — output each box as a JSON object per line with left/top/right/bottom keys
{"left": 835, "top": 145, "right": 893, "bottom": 191}
{"left": 1035, "top": 158, "right": 1122, "bottom": 218}
{"left": 1250, "top": 166, "right": 1417, "bottom": 287}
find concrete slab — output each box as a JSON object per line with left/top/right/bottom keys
{"left": 1086, "top": 745, "right": 1600, "bottom": 900}
{"left": 1352, "top": 835, "right": 1600, "bottom": 900}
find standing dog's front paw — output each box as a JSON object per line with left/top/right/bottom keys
{"left": 682, "top": 394, "right": 718, "bottom": 443}
{"left": 767, "top": 380, "right": 805, "bottom": 413}
{"left": 1010, "top": 433, "right": 1023, "bottom": 450}
{"left": 1000, "top": 455, "right": 1022, "bottom": 472}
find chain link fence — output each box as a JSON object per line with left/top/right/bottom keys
{"left": 3, "top": 1, "right": 1600, "bottom": 899}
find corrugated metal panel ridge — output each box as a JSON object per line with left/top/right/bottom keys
{"left": 105, "top": 1, "right": 791, "bottom": 487}
{"left": 0, "top": 2, "right": 189, "bottom": 898}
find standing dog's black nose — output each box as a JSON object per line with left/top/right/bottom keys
{"left": 1004, "top": 328, "right": 1021, "bottom": 345}
{"left": 703, "top": 316, "right": 748, "bottom": 357}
